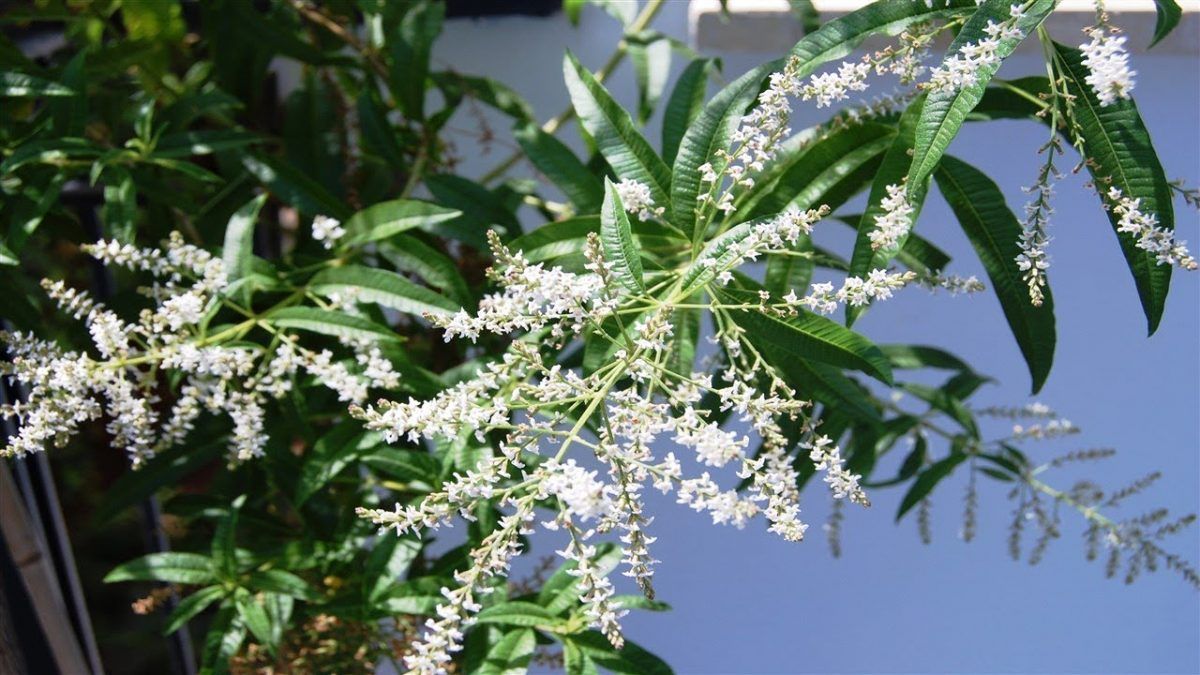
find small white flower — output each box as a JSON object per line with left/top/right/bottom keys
{"left": 312, "top": 215, "right": 346, "bottom": 249}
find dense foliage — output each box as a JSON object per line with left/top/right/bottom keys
{"left": 1, "top": 1, "right": 1195, "bottom": 673}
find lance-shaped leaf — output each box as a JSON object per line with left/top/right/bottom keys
{"left": 104, "top": 552, "right": 215, "bottom": 585}
{"left": 1053, "top": 41, "right": 1175, "bottom": 334}
{"left": 600, "top": 178, "right": 646, "bottom": 293}
{"left": 222, "top": 193, "right": 267, "bottom": 284}
{"left": 309, "top": 265, "right": 459, "bottom": 317}
{"left": 786, "top": 0, "right": 978, "bottom": 73}
{"left": 1150, "top": 0, "right": 1182, "bottom": 48}
{"left": 563, "top": 51, "right": 673, "bottom": 221}
{"left": 907, "top": 0, "right": 1056, "bottom": 194}
{"left": 740, "top": 122, "right": 895, "bottom": 221}
{"left": 671, "top": 60, "right": 780, "bottom": 243}
{"left": 269, "top": 307, "right": 401, "bottom": 343}
{"left": 934, "top": 155, "right": 1056, "bottom": 393}
{"left": 343, "top": 199, "right": 461, "bottom": 246}
{"left": 628, "top": 31, "right": 672, "bottom": 124}
{"left": 163, "top": 586, "right": 224, "bottom": 635}
{"left": 476, "top": 629, "right": 537, "bottom": 675}
{"left": 0, "top": 71, "right": 75, "bottom": 97}
{"left": 515, "top": 124, "right": 603, "bottom": 213}
{"left": 897, "top": 450, "right": 967, "bottom": 520}
{"left": 846, "top": 98, "right": 926, "bottom": 326}
{"left": 508, "top": 216, "right": 599, "bottom": 265}
{"left": 714, "top": 284, "right": 893, "bottom": 383}
{"left": 677, "top": 214, "right": 777, "bottom": 296}
{"left": 662, "top": 58, "right": 719, "bottom": 165}
{"left": 242, "top": 153, "right": 351, "bottom": 219}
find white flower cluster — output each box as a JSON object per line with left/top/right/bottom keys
{"left": 1080, "top": 29, "right": 1135, "bottom": 106}
{"left": 1015, "top": 182, "right": 1055, "bottom": 307}
{"left": 704, "top": 205, "right": 831, "bottom": 287}
{"left": 431, "top": 233, "right": 617, "bottom": 342}
{"left": 311, "top": 215, "right": 346, "bottom": 249}
{"left": 927, "top": 5, "right": 1025, "bottom": 93}
{"left": 357, "top": 306, "right": 864, "bottom": 666}
{"left": 804, "top": 435, "right": 870, "bottom": 505}
{"left": 1012, "top": 418, "right": 1079, "bottom": 440}
{"left": 801, "top": 60, "right": 872, "bottom": 108}
{"left": 1107, "top": 187, "right": 1197, "bottom": 271}
{"left": 789, "top": 270, "right": 918, "bottom": 315}
{"left": 3, "top": 233, "right": 403, "bottom": 466}
{"left": 869, "top": 183, "right": 915, "bottom": 251}
{"left": 613, "top": 179, "right": 665, "bottom": 221}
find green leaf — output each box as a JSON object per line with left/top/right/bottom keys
{"left": 432, "top": 72, "right": 535, "bottom": 123}
{"left": 378, "top": 577, "right": 447, "bottom": 615}
{"left": 514, "top": 124, "right": 604, "bottom": 213}
{"left": 199, "top": 605, "right": 244, "bottom": 675}
{"left": 628, "top": 32, "right": 672, "bottom": 124}
{"left": 564, "top": 641, "right": 599, "bottom": 675}
{"left": 672, "top": 60, "right": 780, "bottom": 244}
{"left": 899, "top": 382, "right": 979, "bottom": 438}
{"left": 309, "top": 265, "right": 459, "bottom": 317}
{"left": 152, "top": 130, "right": 260, "bottom": 158}
{"left": 364, "top": 535, "right": 422, "bottom": 603}
{"left": 1150, "top": 0, "right": 1182, "bottom": 47}
{"left": 564, "top": 0, "right": 585, "bottom": 25}
{"left": 600, "top": 178, "right": 646, "bottom": 293}
{"left": 508, "top": 216, "right": 599, "bottom": 266}
{"left": 343, "top": 199, "right": 461, "bottom": 246}
{"left": 785, "top": 0, "right": 976, "bottom": 76}
{"left": 104, "top": 552, "right": 215, "bottom": 584}
{"left": 164, "top": 586, "right": 224, "bottom": 635}
{"left": 880, "top": 344, "right": 972, "bottom": 372}
{"left": 101, "top": 167, "right": 137, "bottom": 242}
{"left": 1, "top": 137, "right": 103, "bottom": 174}
{"left": 934, "top": 155, "right": 1055, "bottom": 393}
{"left": 563, "top": 51, "right": 673, "bottom": 221}
{"left": 740, "top": 122, "right": 895, "bottom": 222}
{"left": 771, "top": 357, "right": 881, "bottom": 425}
{"left": 361, "top": 448, "right": 441, "bottom": 483}
{"left": 380, "top": 235, "right": 473, "bottom": 308}
{"left": 661, "top": 58, "right": 718, "bottom": 166}
{"left": 896, "top": 451, "right": 967, "bottom": 520}
{"left": 564, "top": 632, "right": 673, "bottom": 675}
{"left": 242, "top": 154, "right": 351, "bottom": 219}
{"left": 476, "top": 628, "right": 537, "bottom": 675}
{"left": 476, "top": 602, "right": 566, "bottom": 629}
{"left": 246, "top": 570, "right": 319, "bottom": 602}
{"left": 234, "top": 591, "right": 274, "bottom": 651}
{"left": 294, "top": 424, "right": 374, "bottom": 505}
{"left": 389, "top": 0, "right": 444, "bottom": 119}
{"left": 677, "top": 214, "right": 773, "bottom": 296}
{"left": 357, "top": 88, "right": 406, "bottom": 169}
{"left": 269, "top": 307, "right": 400, "bottom": 343}
{"left": 1053, "top": 40, "right": 1175, "bottom": 334}
{"left": 212, "top": 495, "right": 246, "bottom": 581}
{"left": 221, "top": 193, "right": 267, "bottom": 284}
{"left": 0, "top": 71, "right": 74, "bottom": 97}
{"left": 846, "top": 98, "right": 926, "bottom": 326}
{"left": 425, "top": 174, "right": 521, "bottom": 246}
{"left": 612, "top": 595, "right": 671, "bottom": 612}
{"left": 907, "top": 0, "right": 1055, "bottom": 194}
{"left": 715, "top": 284, "right": 893, "bottom": 383}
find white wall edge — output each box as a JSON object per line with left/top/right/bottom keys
{"left": 690, "top": 0, "right": 1200, "bottom": 54}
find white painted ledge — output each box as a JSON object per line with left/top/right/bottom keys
{"left": 690, "top": 0, "right": 1200, "bottom": 54}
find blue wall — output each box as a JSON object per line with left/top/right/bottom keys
{"left": 437, "top": 5, "right": 1200, "bottom": 672}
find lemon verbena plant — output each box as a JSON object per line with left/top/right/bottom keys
{"left": 0, "top": 0, "right": 1196, "bottom": 673}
